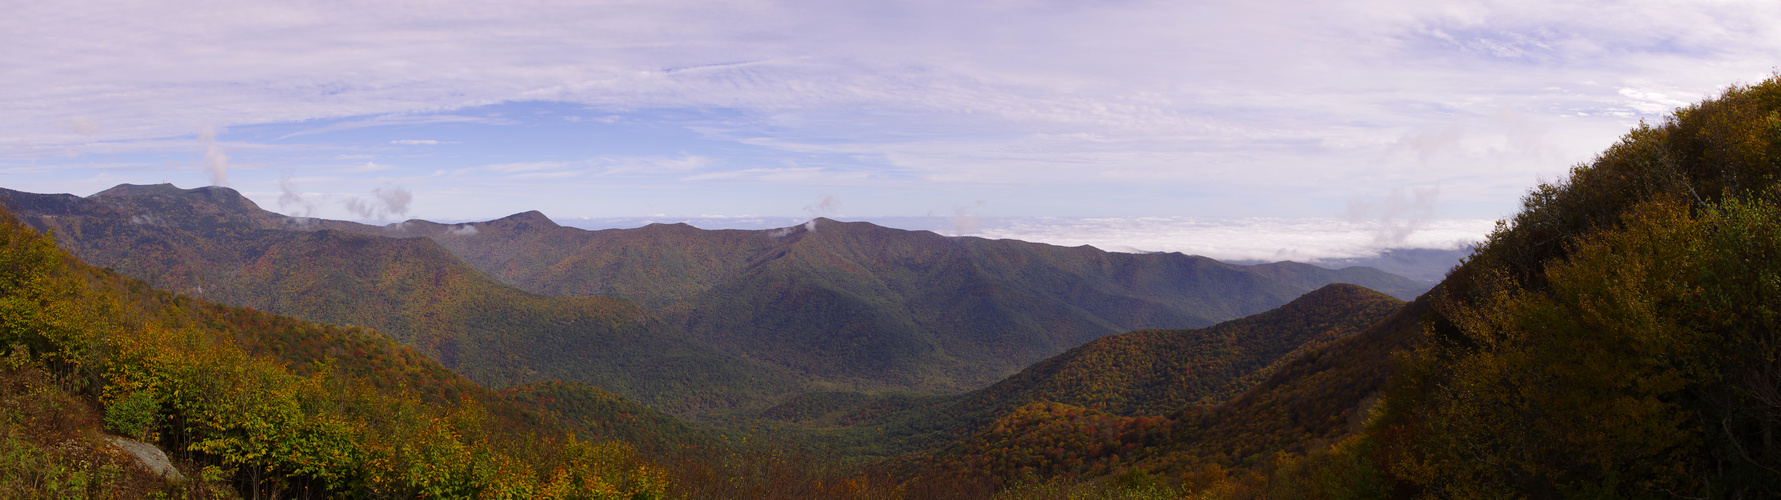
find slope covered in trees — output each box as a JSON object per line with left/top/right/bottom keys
{"left": 1365, "top": 77, "right": 1781, "bottom": 498}
{"left": 949, "top": 283, "right": 1402, "bottom": 418}
{"left": 0, "top": 203, "right": 675, "bottom": 498}
{"left": 748, "top": 283, "right": 1402, "bottom": 467}
{"left": 338, "top": 213, "right": 1427, "bottom": 393}
{"left": 0, "top": 186, "right": 806, "bottom": 414}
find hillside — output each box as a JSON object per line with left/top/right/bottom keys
{"left": 1359, "top": 77, "right": 1781, "bottom": 497}
{"left": 752, "top": 283, "right": 1402, "bottom": 463}
{"left": 946, "top": 283, "right": 1402, "bottom": 418}
{"left": 338, "top": 213, "right": 1428, "bottom": 392}
{"left": 0, "top": 203, "right": 677, "bottom": 498}
{"left": 0, "top": 186, "right": 806, "bottom": 414}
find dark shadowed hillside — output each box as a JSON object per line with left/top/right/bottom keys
{"left": 753, "top": 283, "right": 1402, "bottom": 464}
{"left": 885, "top": 274, "right": 1435, "bottom": 492}
{"left": 948, "top": 283, "right": 1402, "bottom": 419}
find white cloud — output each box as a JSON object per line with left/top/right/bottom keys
{"left": 199, "top": 124, "right": 228, "bottom": 186}
{"left": 10, "top": 1, "right": 1770, "bottom": 146}
{"left": 804, "top": 194, "right": 840, "bottom": 218}
{"left": 278, "top": 176, "right": 316, "bottom": 217}
{"left": 342, "top": 186, "right": 413, "bottom": 222}
{"left": 966, "top": 216, "right": 1497, "bottom": 262}
{"left": 3, "top": 0, "right": 1779, "bottom": 220}
{"left": 1618, "top": 87, "right": 1697, "bottom": 115}
{"left": 561, "top": 214, "right": 1496, "bottom": 262}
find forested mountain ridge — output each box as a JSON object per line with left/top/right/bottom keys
{"left": 2, "top": 183, "right": 1428, "bottom": 397}
{"left": 337, "top": 211, "right": 1428, "bottom": 392}
{"left": 0, "top": 186, "right": 808, "bottom": 414}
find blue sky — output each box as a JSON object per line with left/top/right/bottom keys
{"left": 4, "top": 0, "right": 1780, "bottom": 258}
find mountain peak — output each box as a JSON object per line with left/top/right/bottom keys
{"left": 90, "top": 183, "right": 265, "bottom": 213}
{"left": 795, "top": 217, "right": 898, "bottom": 234}
{"left": 91, "top": 183, "right": 186, "bottom": 198}
{"left": 491, "top": 210, "right": 560, "bottom": 230}
{"left": 1285, "top": 282, "right": 1397, "bottom": 309}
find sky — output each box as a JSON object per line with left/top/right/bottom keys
{"left": 4, "top": 1, "right": 1780, "bottom": 260}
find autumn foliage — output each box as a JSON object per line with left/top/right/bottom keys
{"left": 1373, "top": 77, "right": 1781, "bottom": 498}
{"left": 0, "top": 205, "right": 671, "bottom": 498}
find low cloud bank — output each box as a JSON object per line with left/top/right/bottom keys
{"left": 557, "top": 215, "right": 1495, "bottom": 262}
{"left": 966, "top": 216, "right": 1492, "bottom": 262}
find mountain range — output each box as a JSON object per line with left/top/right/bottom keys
{"left": 1, "top": 184, "right": 1427, "bottom": 411}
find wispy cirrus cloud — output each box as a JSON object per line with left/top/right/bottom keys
{"left": 274, "top": 115, "right": 496, "bottom": 141}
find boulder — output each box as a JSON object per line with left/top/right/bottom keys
{"left": 107, "top": 436, "right": 185, "bottom": 482}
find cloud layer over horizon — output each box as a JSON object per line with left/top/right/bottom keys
{"left": 5, "top": 0, "right": 1779, "bottom": 253}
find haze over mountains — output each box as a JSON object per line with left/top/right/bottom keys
{"left": 2, "top": 183, "right": 1427, "bottom": 413}
{"left": 554, "top": 215, "right": 1485, "bottom": 283}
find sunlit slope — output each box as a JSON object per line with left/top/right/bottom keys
{"left": 1, "top": 185, "right": 806, "bottom": 413}
{"left": 0, "top": 204, "right": 676, "bottom": 497}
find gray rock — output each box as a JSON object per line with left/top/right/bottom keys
{"left": 107, "top": 436, "right": 185, "bottom": 482}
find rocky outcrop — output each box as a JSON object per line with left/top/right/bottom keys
{"left": 107, "top": 436, "right": 184, "bottom": 482}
